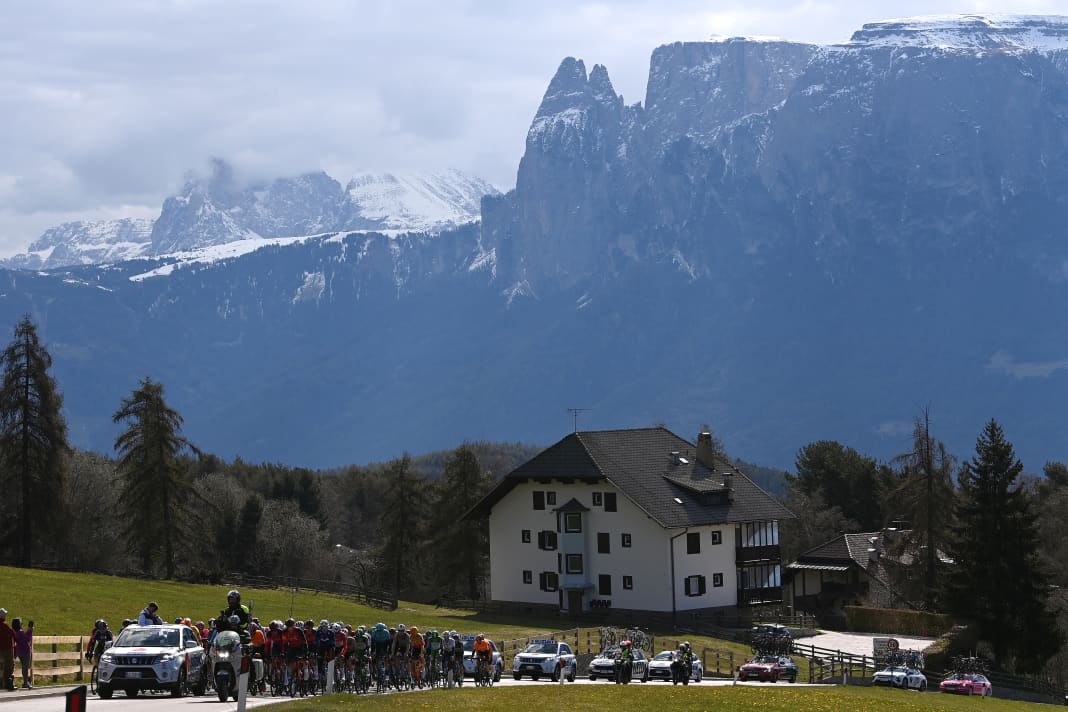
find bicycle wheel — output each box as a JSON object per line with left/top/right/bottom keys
{"left": 90, "top": 665, "right": 98, "bottom": 695}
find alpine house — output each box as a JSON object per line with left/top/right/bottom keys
{"left": 465, "top": 427, "right": 794, "bottom": 624}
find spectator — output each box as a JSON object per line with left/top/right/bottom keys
{"left": 137, "top": 602, "right": 162, "bottom": 626}
{"left": 0, "top": 608, "right": 13, "bottom": 691}
{"left": 11, "top": 619, "right": 32, "bottom": 689}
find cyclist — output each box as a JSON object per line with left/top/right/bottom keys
{"left": 391, "top": 624, "right": 411, "bottom": 685}
{"left": 615, "top": 640, "right": 634, "bottom": 684}
{"left": 472, "top": 634, "right": 492, "bottom": 683}
{"left": 350, "top": 625, "right": 370, "bottom": 683}
{"left": 425, "top": 629, "right": 443, "bottom": 683}
{"left": 282, "top": 619, "right": 305, "bottom": 686}
{"left": 370, "top": 622, "right": 391, "bottom": 683}
{"left": 85, "top": 620, "right": 113, "bottom": 663}
{"left": 408, "top": 625, "right": 425, "bottom": 686}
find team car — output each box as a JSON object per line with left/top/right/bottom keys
{"left": 939, "top": 673, "right": 992, "bottom": 696}
{"left": 588, "top": 647, "right": 649, "bottom": 682}
{"left": 647, "top": 650, "right": 704, "bottom": 682}
{"left": 511, "top": 639, "right": 577, "bottom": 681}
{"left": 873, "top": 665, "right": 928, "bottom": 690}
{"left": 738, "top": 655, "right": 798, "bottom": 683}
{"left": 95, "top": 624, "right": 208, "bottom": 699}
{"left": 462, "top": 636, "right": 503, "bottom": 682}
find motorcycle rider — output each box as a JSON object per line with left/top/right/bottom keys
{"left": 219, "top": 590, "right": 250, "bottom": 638}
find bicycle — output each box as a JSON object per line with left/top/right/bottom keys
{"left": 89, "top": 662, "right": 99, "bottom": 695}
{"left": 425, "top": 653, "right": 440, "bottom": 688}
{"left": 375, "top": 654, "right": 389, "bottom": 694}
{"left": 475, "top": 655, "right": 494, "bottom": 687}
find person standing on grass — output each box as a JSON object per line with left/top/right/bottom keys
{"left": 11, "top": 619, "right": 32, "bottom": 689}
{"left": 0, "top": 608, "right": 14, "bottom": 691}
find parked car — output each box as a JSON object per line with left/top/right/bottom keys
{"left": 96, "top": 624, "right": 207, "bottom": 699}
{"left": 738, "top": 655, "right": 798, "bottom": 683}
{"left": 511, "top": 639, "right": 577, "bottom": 681}
{"left": 588, "top": 647, "right": 649, "bottom": 682}
{"left": 647, "top": 650, "right": 703, "bottom": 682}
{"left": 939, "top": 673, "right": 992, "bottom": 696}
{"left": 461, "top": 637, "right": 503, "bottom": 682}
{"left": 873, "top": 665, "right": 928, "bottom": 690}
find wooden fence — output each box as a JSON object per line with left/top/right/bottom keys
{"left": 27, "top": 635, "right": 87, "bottom": 683}
{"left": 225, "top": 572, "right": 397, "bottom": 610}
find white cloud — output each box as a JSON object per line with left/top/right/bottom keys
{"left": 986, "top": 350, "right": 1068, "bottom": 380}
{"left": 0, "top": 0, "right": 1060, "bottom": 255}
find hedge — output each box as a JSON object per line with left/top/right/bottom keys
{"left": 844, "top": 605, "right": 954, "bottom": 637}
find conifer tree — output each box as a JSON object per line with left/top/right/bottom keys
{"left": 889, "top": 410, "right": 956, "bottom": 609}
{"left": 432, "top": 445, "right": 492, "bottom": 598}
{"left": 113, "top": 377, "right": 198, "bottom": 579}
{"left": 946, "top": 419, "right": 1060, "bottom": 671}
{"left": 378, "top": 455, "right": 424, "bottom": 600}
{"left": 0, "top": 316, "right": 69, "bottom": 567}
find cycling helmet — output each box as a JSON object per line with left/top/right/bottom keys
{"left": 320, "top": 619, "right": 329, "bottom": 628}
{"left": 622, "top": 640, "right": 631, "bottom": 647}
{"left": 122, "top": 618, "right": 133, "bottom": 626}
{"left": 95, "top": 619, "right": 107, "bottom": 630}
{"left": 174, "top": 617, "right": 183, "bottom": 624}
{"left": 357, "top": 625, "right": 366, "bottom": 634}
{"left": 228, "top": 615, "right": 240, "bottom": 626}
{"left": 397, "top": 624, "right": 406, "bottom": 633}
{"left": 376, "top": 622, "right": 386, "bottom": 630}
{"left": 331, "top": 623, "right": 341, "bottom": 633}
{"left": 409, "top": 626, "right": 418, "bottom": 634}
{"left": 227, "top": 589, "right": 241, "bottom": 604}
{"left": 476, "top": 633, "right": 484, "bottom": 641}
{"left": 285, "top": 618, "right": 295, "bottom": 627}
{"left": 182, "top": 618, "right": 192, "bottom": 626}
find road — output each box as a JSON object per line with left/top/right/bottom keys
{"left": 0, "top": 676, "right": 820, "bottom": 711}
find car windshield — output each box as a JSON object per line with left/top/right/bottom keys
{"left": 521, "top": 642, "right": 557, "bottom": 654}
{"left": 754, "top": 656, "right": 777, "bottom": 664}
{"left": 882, "top": 666, "right": 906, "bottom": 673}
{"left": 115, "top": 628, "right": 179, "bottom": 648}
{"left": 653, "top": 651, "right": 675, "bottom": 661}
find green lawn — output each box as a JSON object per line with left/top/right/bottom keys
{"left": 266, "top": 684, "right": 1045, "bottom": 711}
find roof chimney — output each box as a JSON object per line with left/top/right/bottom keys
{"left": 696, "top": 431, "right": 716, "bottom": 468}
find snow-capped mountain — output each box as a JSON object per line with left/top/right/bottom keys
{"left": 1, "top": 14, "right": 1067, "bottom": 475}
{"left": 6, "top": 162, "right": 498, "bottom": 270}
{"left": 2, "top": 218, "right": 155, "bottom": 270}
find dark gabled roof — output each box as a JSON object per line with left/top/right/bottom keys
{"left": 465, "top": 427, "right": 794, "bottom": 528}
{"left": 793, "top": 532, "right": 879, "bottom": 567}
{"left": 554, "top": 497, "right": 589, "bottom": 513}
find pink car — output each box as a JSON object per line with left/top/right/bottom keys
{"left": 939, "top": 673, "right": 992, "bottom": 696}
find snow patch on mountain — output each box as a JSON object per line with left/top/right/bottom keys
{"left": 345, "top": 170, "right": 496, "bottom": 232}
{"left": 846, "top": 15, "right": 1068, "bottom": 51}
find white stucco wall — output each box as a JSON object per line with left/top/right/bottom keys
{"left": 488, "top": 479, "right": 740, "bottom": 612}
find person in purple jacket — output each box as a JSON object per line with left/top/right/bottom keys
{"left": 0, "top": 609, "right": 13, "bottom": 691}
{"left": 11, "top": 619, "right": 32, "bottom": 689}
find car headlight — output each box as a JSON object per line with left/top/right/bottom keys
{"left": 216, "top": 651, "right": 230, "bottom": 660}
{"left": 99, "top": 654, "right": 114, "bottom": 666}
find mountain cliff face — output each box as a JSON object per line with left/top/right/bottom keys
{"left": 2, "top": 15, "right": 1067, "bottom": 471}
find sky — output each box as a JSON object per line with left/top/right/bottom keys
{"left": 0, "top": 0, "right": 1064, "bottom": 257}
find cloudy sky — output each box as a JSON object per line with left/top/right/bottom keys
{"left": 0, "top": 0, "right": 1062, "bottom": 256}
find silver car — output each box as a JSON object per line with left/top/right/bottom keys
{"left": 96, "top": 624, "right": 207, "bottom": 699}
{"left": 588, "top": 647, "right": 648, "bottom": 682}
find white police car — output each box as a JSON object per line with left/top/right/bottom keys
{"left": 512, "top": 639, "right": 577, "bottom": 682}
{"left": 647, "top": 650, "right": 704, "bottom": 682}
{"left": 96, "top": 624, "right": 207, "bottom": 699}
{"left": 588, "top": 647, "right": 648, "bottom": 682}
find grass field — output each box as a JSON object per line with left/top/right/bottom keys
{"left": 265, "top": 684, "right": 1043, "bottom": 711}
{"left": 0, "top": 566, "right": 754, "bottom": 660}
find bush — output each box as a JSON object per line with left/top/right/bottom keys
{"left": 844, "top": 606, "right": 953, "bottom": 637}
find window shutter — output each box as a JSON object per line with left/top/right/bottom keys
{"left": 684, "top": 576, "right": 692, "bottom": 597}
{"left": 539, "top": 572, "right": 547, "bottom": 591}
{"left": 698, "top": 575, "right": 707, "bottom": 596}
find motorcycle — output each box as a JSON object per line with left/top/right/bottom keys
{"left": 210, "top": 630, "right": 250, "bottom": 701}
{"left": 613, "top": 651, "right": 633, "bottom": 684}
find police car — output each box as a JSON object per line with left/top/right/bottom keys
{"left": 96, "top": 624, "right": 207, "bottom": 699}
{"left": 872, "top": 665, "right": 928, "bottom": 690}
{"left": 588, "top": 647, "right": 649, "bottom": 682}
{"left": 511, "top": 639, "right": 577, "bottom": 681}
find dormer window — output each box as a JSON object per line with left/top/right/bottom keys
{"left": 564, "top": 512, "right": 582, "bottom": 533}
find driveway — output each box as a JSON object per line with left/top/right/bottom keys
{"left": 797, "top": 631, "right": 936, "bottom": 658}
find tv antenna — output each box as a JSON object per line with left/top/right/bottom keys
{"left": 567, "top": 408, "right": 589, "bottom": 432}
